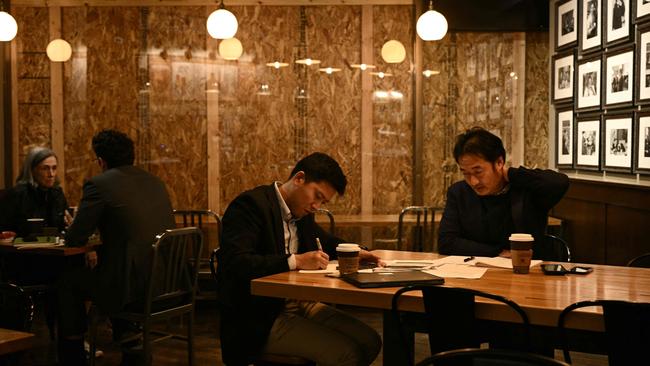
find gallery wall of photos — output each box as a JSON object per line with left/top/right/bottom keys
{"left": 552, "top": 0, "right": 650, "bottom": 174}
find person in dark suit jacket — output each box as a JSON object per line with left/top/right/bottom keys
{"left": 57, "top": 129, "right": 175, "bottom": 365}
{"left": 438, "top": 128, "right": 569, "bottom": 259}
{"left": 218, "top": 152, "right": 382, "bottom": 366}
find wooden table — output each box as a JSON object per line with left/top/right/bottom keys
{"left": 0, "top": 243, "right": 97, "bottom": 256}
{"left": 252, "top": 250, "right": 650, "bottom": 363}
{"left": 0, "top": 328, "right": 34, "bottom": 356}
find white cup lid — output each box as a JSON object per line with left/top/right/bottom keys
{"left": 509, "top": 233, "right": 533, "bottom": 241}
{"left": 338, "top": 243, "right": 359, "bottom": 248}
{"left": 336, "top": 245, "right": 360, "bottom": 252}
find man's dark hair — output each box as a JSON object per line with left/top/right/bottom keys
{"left": 289, "top": 152, "right": 347, "bottom": 195}
{"left": 92, "top": 129, "right": 135, "bottom": 169}
{"left": 453, "top": 127, "right": 506, "bottom": 164}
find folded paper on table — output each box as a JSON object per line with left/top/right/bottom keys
{"left": 15, "top": 242, "right": 64, "bottom": 249}
{"left": 467, "top": 256, "right": 542, "bottom": 269}
{"left": 299, "top": 263, "right": 338, "bottom": 274}
{"left": 385, "top": 259, "right": 436, "bottom": 268}
{"left": 423, "top": 264, "right": 488, "bottom": 279}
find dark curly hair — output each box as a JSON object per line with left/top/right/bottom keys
{"left": 289, "top": 152, "right": 347, "bottom": 196}
{"left": 92, "top": 129, "right": 135, "bottom": 169}
{"left": 453, "top": 127, "right": 506, "bottom": 164}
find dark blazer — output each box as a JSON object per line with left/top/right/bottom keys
{"left": 438, "top": 167, "right": 569, "bottom": 258}
{"left": 65, "top": 165, "right": 174, "bottom": 313}
{"left": 0, "top": 183, "right": 68, "bottom": 236}
{"left": 217, "top": 183, "right": 343, "bottom": 365}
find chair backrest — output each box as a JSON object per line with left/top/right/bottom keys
{"left": 316, "top": 208, "right": 335, "bottom": 235}
{"left": 397, "top": 206, "right": 437, "bottom": 252}
{"left": 146, "top": 227, "right": 203, "bottom": 315}
{"left": 627, "top": 252, "right": 650, "bottom": 267}
{"left": 558, "top": 300, "right": 650, "bottom": 365}
{"left": 392, "top": 285, "right": 530, "bottom": 365}
{"left": 540, "top": 234, "right": 571, "bottom": 262}
{"left": 417, "top": 348, "right": 569, "bottom": 366}
{"left": 173, "top": 210, "right": 221, "bottom": 265}
{"left": 0, "top": 283, "right": 34, "bottom": 331}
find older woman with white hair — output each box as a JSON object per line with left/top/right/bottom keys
{"left": 0, "top": 146, "right": 69, "bottom": 237}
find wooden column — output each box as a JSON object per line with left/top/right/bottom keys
{"left": 49, "top": 6, "right": 66, "bottom": 190}
{"left": 412, "top": 0, "right": 423, "bottom": 205}
{"left": 10, "top": 13, "right": 18, "bottom": 181}
{"left": 511, "top": 32, "right": 526, "bottom": 167}
{"left": 206, "top": 5, "right": 220, "bottom": 214}
{"left": 360, "top": 5, "right": 373, "bottom": 245}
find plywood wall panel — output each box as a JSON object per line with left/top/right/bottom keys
{"left": 372, "top": 5, "right": 413, "bottom": 214}
{"left": 147, "top": 6, "right": 208, "bottom": 210}
{"left": 18, "top": 104, "right": 50, "bottom": 157}
{"left": 306, "top": 5, "right": 361, "bottom": 214}
{"left": 17, "top": 54, "right": 49, "bottom": 79}
{"left": 524, "top": 32, "right": 549, "bottom": 169}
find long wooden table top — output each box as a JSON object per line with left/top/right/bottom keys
{"left": 251, "top": 250, "right": 650, "bottom": 332}
{"left": 0, "top": 242, "right": 99, "bottom": 256}
{"left": 316, "top": 213, "right": 562, "bottom": 227}
{"left": 0, "top": 328, "right": 34, "bottom": 356}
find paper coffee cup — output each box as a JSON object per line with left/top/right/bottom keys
{"left": 509, "top": 233, "right": 534, "bottom": 274}
{"left": 337, "top": 244, "right": 360, "bottom": 275}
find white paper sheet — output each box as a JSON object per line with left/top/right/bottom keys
{"left": 423, "top": 264, "right": 488, "bottom": 279}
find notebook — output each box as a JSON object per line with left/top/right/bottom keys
{"left": 341, "top": 271, "right": 444, "bottom": 288}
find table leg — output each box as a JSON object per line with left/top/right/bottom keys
{"left": 382, "top": 310, "right": 413, "bottom": 366}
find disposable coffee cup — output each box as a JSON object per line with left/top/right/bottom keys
{"left": 26, "top": 218, "right": 45, "bottom": 241}
{"left": 336, "top": 243, "right": 360, "bottom": 275}
{"left": 509, "top": 233, "right": 534, "bottom": 274}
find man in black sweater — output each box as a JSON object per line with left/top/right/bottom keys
{"left": 438, "top": 127, "right": 569, "bottom": 259}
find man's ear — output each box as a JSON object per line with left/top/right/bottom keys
{"left": 495, "top": 156, "right": 505, "bottom": 169}
{"left": 292, "top": 171, "right": 306, "bottom": 185}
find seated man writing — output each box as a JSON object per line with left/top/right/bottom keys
{"left": 438, "top": 127, "right": 569, "bottom": 258}
{"left": 217, "top": 152, "right": 382, "bottom": 366}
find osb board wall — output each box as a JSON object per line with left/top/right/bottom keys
{"left": 372, "top": 5, "right": 413, "bottom": 214}
{"left": 14, "top": 7, "right": 51, "bottom": 164}
{"left": 422, "top": 32, "right": 530, "bottom": 208}
{"left": 146, "top": 6, "right": 208, "bottom": 209}
{"left": 524, "top": 31, "right": 550, "bottom": 169}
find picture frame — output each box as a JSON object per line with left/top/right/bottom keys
{"left": 635, "top": 112, "right": 650, "bottom": 174}
{"left": 605, "top": 0, "right": 632, "bottom": 46}
{"left": 580, "top": 0, "right": 602, "bottom": 53}
{"left": 603, "top": 112, "right": 634, "bottom": 172}
{"left": 576, "top": 55, "right": 602, "bottom": 111}
{"left": 556, "top": 107, "right": 575, "bottom": 168}
{"left": 604, "top": 46, "right": 634, "bottom": 108}
{"left": 557, "top": 0, "right": 578, "bottom": 51}
{"left": 636, "top": 23, "right": 650, "bottom": 105}
{"left": 552, "top": 51, "right": 575, "bottom": 104}
{"left": 637, "top": 0, "right": 650, "bottom": 23}
{"left": 576, "top": 114, "right": 602, "bottom": 170}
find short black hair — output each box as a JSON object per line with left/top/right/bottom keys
{"left": 92, "top": 129, "right": 135, "bottom": 169}
{"left": 453, "top": 127, "right": 506, "bottom": 164}
{"left": 289, "top": 152, "right": 347, "bottom": 195}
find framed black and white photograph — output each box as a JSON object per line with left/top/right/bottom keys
{"left": 605, "top": 46, "right": 634, "bottom": 108}
{"left": 604, "top": 113, "right": 634, "bottom": 172}
{"left": 581, "top": 0, "right": 602, "bottom": 53}
{"left": 556, "top": 107, "right": 575, "bottom": 168}
{"left": 557, "top": 0, "right": 578, "bottom": 50}
{"left": 637, "top": 0, "right": 650, "bottom": 23}
{"left": 605, "top": 0, "right": 631, "bottom": 46}
{"left": 576, "top": 114, "right": 602, "bottom": 170}
{"left": 552, "top": 52, "right": 575, "bottom": 104}
{"left": 636, "top": 24, "right": 650, "bottom": 105}
{"left": 577, "top": 55, "right": 602, "bottom": 111}
{"left": 634, "top": 112, "right": 650, "bottom": 174}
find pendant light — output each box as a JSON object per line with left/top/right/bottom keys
{"left": 207, "top": 1, "right": 238, "bottom": 39}
{"left": 0, "top": 2, "right": 17, "bottom": 42}
{"left": 46, "top": 39, "right": 72, "bottom": 62}
{"left": 416, "top": 0, "right": 448, "bottom": 41}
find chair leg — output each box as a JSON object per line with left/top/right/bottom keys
{"left": 142, "top": 322, "right": 151, "bottom": 366}
{"left": 88, "top": 308, "right": 97, "bottom": 366}
{"left": 187, "top": 310, "right": 195, "bottom": 366}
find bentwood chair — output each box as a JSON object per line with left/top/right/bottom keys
{"left": 540, "top": 234, "right": 572, "bottom": 262}
{"left": 417, "top": 348, "right": 569, "bottom": 366}
{"left": 316, "top": 208, "right": 335, "bottom": 236}
{"left": 397, "top": 206, "right": 436, "bottom": 252}
{"left": 173, "top": 210, "right": 221, "bottom": 300}
{"left": 626, "top": 252, "right": 650, "bottom": 268}
{"left": 392, "top": 285, "right": 531, "bottom": 366}
{"left": 0, "top": 283, "right": 34, "bottom": 332}
{"left": 558, "top": 300, "right": 650, "bottom": 365}
{"left": 89, "top": 227, "right": 203, "bottom": 366}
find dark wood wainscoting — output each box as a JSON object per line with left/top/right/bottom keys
{"left": 551, "top": 178, "right": 650, "bottom": 265}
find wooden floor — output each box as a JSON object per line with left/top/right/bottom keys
{"left": 16, "top": 301, "right": 608, "bottom": 365}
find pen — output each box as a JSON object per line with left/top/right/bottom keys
{"left": 316, "top": 237, "right": 323, "bottom": 251}
{"left": 463, "top": 256, "right": 475, "bottom": 262}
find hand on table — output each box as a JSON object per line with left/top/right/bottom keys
{"left": 64, "top": 209, "right": 74, "bottom": 227}
{"left": 295, "top": 250, "right": 329, "bottom": 270}
{"left": 360, "top": 250, "right": 385, "bottom": 267}
{"left": 85, "top": 250, "right": 98, "bottom": 269}
{"left": 499, "top": 249, "right": 511, "bottom": 258}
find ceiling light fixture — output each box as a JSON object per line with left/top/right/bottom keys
{"left": 318, "top": 67, "right": 341, "bottom": 74}
{"left": 423, "top": 69, "right": 440, "bottom": 78}
{"left": 351, "top": 63, "right": 376, "bottom": 71}
{"left": 416, "top": 0, "right": 448, "bottom": 41}
{"left": 266, "top": 61, "right": 289, "bottom": 69}
{"left": 295, "top": 58, "right": 321, "bottom": 66}
{"left": 370, "top": 71, "right": 393, "bottom": 79}
{"left": 207, "top": 1, "right": 238, "bottom": 39}
{"left": 218, "top": 37, "right": 243, "bottom": 60}
{"left": 46, "top": 39, "right": 72, "bottom": 62}
{"left": 381, "top": 40, "right": 406, "bottom": 63}
{"left": 0, "top": 3, "right": 17, "bottom": 42}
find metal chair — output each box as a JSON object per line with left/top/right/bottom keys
{"left": 540, "top": 234, "right": 572, "bottom": 262}
{"left": 558, "top": 300, "right": 650, "bottom": 365}
{"left": 173, "top": 210, "right": 221, "bottom": 300}
{"left": 89, "top": 227, "right": 203, "bottom": 366}
{"left": 208, "top": 248, "right": 314, "bottom": 366}
{"left": 316, "top": 208, "right": 335, "bottom": 235}
{"left": 397, "top": 206, "right": 437, "bottom": 252}
{"left": 627, "top": 252, "right": 650, "bottom": 268}
{"left": 391, "top": 285, "right": 530, "bottom": 366}
{"left": 416, "top": 348, "right": 569, "bottom": 366}
{"left": 0, "top": 283, "right": 34, "bottom": 332}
